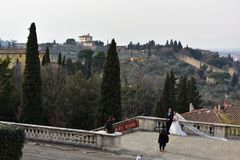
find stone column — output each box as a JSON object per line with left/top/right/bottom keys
{"left": 138, "top": 117, "right": 155, "bottom": 131}
{"left": 214, "top": 125, "right": 226, "bottom": 138}
{"left": 96, "top": 131, "right": 122, "bottom": 151}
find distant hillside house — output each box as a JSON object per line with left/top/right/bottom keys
{"left": 206, "top": 76, "right": 216, "bottom": 84}
{"left": 181, "top": 101, "right": 240, "bottom": 125}
{"left": 0, "top": 48, "right": 44, "bottom": 70}
{"left": 79, "top": 34, "right": 93, "bottom": 47}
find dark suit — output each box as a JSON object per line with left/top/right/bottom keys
{"left": 158, "top": 131, "right": 169, "bottom": 151}
{"left": 165, "top": 112, "right": 173, "bottom": 133}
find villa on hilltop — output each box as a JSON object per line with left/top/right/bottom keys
{"left": 78, "top": 34, "right": 93, "bottom": 47}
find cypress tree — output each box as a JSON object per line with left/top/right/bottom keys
{"left": 57, "top": 52, "right": 62, "bottom": 65}
{"left": 176, "top": 75, "right": 188, "bottom": 113}
{"left": 22, "top": 23, "right": 42, "bottom": 124}
{"left": 41, "top": 55, "right": 46, "bottom": 66}
{"left": 62, "top": 55, "right": 65, "bottom": 67}
{"left": 165, "top": 40, "right": 169, "bottom": 47}
{"left": 98, "top": 39, "right": 121, "bottom": 125}
{"left": 178, "top": 41, "right": 183, "bottom": 50}
{"left": 231, "top": 73, "right": 238, "bottom": 87}
{"left": 187, "top": 77, "right": 202, "bottom": 109}
{"left": 155, "top": 73, "right": 171, "bottom": 117}
{"left": 45, "top": 47, "right": 50, "bottom": 63}
{"left": 173, "top": 40, "right": 178, "bottom": 52}
{"left": 170, "top": 39, "right": 174, "bottom": 47}
{"left": 169, "top": 71, "right": 176, "bottom": 110}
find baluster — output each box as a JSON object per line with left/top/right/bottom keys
{"left": 238, "top": 128, "right": 240, "bottom": 138}
{"left": 225, "top": 127, "right": 228, "bottom": 137}
{"left": 229, "top": 127, "right": 233, "bottom": 137}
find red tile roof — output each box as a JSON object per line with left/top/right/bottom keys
{"left": 182, "top": 104, "right": 240, "bottom": 125}
{"left": 219, "top": 105, "right": 240, "bottom": 125}
{"left": 181, "top": 109, "right": 222, "bottom": 123}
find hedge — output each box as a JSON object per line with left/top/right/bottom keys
{"left": 0, "top": 127, "right": 25, "bottom": 160}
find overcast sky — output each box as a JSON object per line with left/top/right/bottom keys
{"left": 1, "top": 0, "right": 239, "bottom": 48}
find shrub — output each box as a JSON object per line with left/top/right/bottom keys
{"left": 0, "top": 127, "right": 25, "bottom": 160}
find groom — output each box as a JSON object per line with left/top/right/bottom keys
{"left": 165, "top": 108, "right": 173, "bottom": 134}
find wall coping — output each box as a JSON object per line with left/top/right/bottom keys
{"left": 0, "top": 121, "right": 122, "bottom": 137}
{"left": 137, "top": 116, "right": 240, "bottom": 128}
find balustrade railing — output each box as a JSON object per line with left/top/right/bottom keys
{"left": 1, "top": 116, "right": 239, "bottom": 151}
{"left": 0, "top": 121, "right": 121, "bottom": 150}
{"left": 137, "top": 116, "right": 240, "bottom": 139}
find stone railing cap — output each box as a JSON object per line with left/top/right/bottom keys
{"left": 96, "top": 131, "right": 122, "bottom": 136}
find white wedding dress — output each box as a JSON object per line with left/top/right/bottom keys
{"left": 170, "top": 113, "right": 227, "bottom": 141}
{"left": 169, "top": 114, "right": 187, "bottom": 136}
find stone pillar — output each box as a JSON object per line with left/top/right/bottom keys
{"left": 189, "top": 103, "right": 194, "bottom": 112}
{"left": 138, "top": 117, "right": 155, "bottom": 131}
{"left": 214, "top": 125, "right": 226, "bottom": 138}
{"left": 96, "top": 131, "right": 122, "bottom": 151}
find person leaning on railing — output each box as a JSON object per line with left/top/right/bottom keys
{"left": 105, "top": 116, "right": 115, "bottom": 133}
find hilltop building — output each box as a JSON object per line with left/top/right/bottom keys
{"left": 79, "top": 34, "right": 93, "bottom": 47}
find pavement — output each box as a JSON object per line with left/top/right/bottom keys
{"left": 121, "top": 132, "right": 240, "bottom": 160}
{"left": 22, "top": 131, "right": 240, "bottom": 160}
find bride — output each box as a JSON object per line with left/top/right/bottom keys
{"left": 169, "top": 111, "right": 187, "bottom": 136}
{"left": 168, "top": 110, "right": 227, "bottom": 141}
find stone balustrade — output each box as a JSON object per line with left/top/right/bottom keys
{"left": 137, "top": 116, "right": 240, "bottom": 139}
{"left": 94, "top": 116, "right": 240, "bottom": 139}
{"left": 0, "top": 121, "right": 122, "bottom": 150}
{"left": 1, "top": 116, "right": 239, "bottom": 152}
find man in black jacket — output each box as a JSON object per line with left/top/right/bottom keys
{"left": 165, "top": 108, "right": 173, "bottom": 134}
{"left": 158, "top": 127, "right": 169, "bottom": 152}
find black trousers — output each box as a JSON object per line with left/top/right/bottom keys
{"left": 166, "top": 121, "right": 172, "bottom": 132}
{"left": 159, "top": 143, "right": 166, "bottom": 151}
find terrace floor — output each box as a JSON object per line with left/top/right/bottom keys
{"left": 22, "top": 131, "right": 240, "bottom": 160}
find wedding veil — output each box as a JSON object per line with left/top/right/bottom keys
{"left": 176, "top": 113, "right": 227, "bottom": 141}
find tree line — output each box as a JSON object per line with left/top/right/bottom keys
{"left": 155, "top": 71, "right": 202, "bottom": 117}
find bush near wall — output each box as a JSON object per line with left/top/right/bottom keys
{"left": 0, "top": 127, "right": 25, "bottom": 160}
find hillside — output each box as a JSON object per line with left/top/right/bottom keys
{"left": 43, "top": 40, "right": 240, "bottom": 109}
{"left": 118, "top": 44, "right": 240, "bottom": 108}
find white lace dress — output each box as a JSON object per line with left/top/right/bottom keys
{"left": 169, "top": 114, "right": 187, "bottom": 136}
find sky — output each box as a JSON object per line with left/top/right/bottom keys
{"left": 1, "top": 0, "right": 240, "bottom": 49}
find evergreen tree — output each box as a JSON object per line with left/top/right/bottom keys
{"left": 57, "top": 52, "right": 62, "bottom": 65}
{"left": 77, "top": 49, "right": 93, "bottom": 79}
{"left": 176, "top": 75, "right": 188, "bottom": 113}
{"left": 45, "top": 47, "right": 50, "bottom": 63}
{"left": 93, "top": 51, "right": 106, "bottom": 72}
{"left": 170, "top": 39, "right": 174, "bottom": 47}
{"left": 147, "top": 48, "right": 152, "bottom": 59}
{"left": 173, "top": 40, "right": 178, "bottom": 52}
{"left": 62, "top": 55, "right": 65, "bottom": 67}
{"left": 0, "top": 57, "right": 18, "bottom": 121}
{"left": 155, "top": 73, "right": 171, "bottom": 117}
{"left": 66, "top": 58, "right": 75, "bottom": 75}
{"left": 98, "top": 39, "right": 121, "bottom": 125}
{"left": 169, "top": 71, "right": 176, "bottom": 110}
{"left": 41, "top": 55, "right": 46, "bottom": 66}
{"left": 165, "top": 40, "right": 169, "bottom": 47}
{"left": 22, "top": 23, "right": 42, "bottom": 124}
{"left": 178, "top": 41, "right": 183, "bottom": 50}
{"left": 187, "top": 77, "right": 202, "bottom": 109}
{"left": 231, "top": 73, "right": 238, "bottom": 87}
